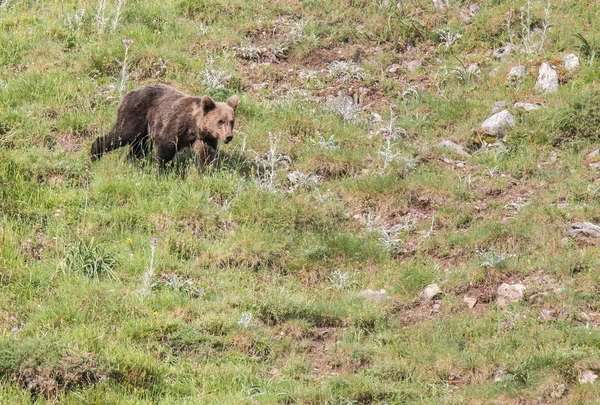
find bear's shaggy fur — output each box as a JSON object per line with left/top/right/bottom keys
{"left": 90, "top": 84, "right": 239, "bottom": 169}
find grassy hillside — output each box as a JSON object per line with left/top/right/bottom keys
{"left": 2, "top": 0, "right": 600, "bottom": 403}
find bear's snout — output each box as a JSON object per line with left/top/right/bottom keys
{"left": 225, "top": 135, "right": 234, "bottom": 144}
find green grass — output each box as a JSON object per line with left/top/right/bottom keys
{"left": 2, "top": 0, "right": 600, "bottom": 403}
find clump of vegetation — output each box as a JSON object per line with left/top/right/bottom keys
{"left": 59, "top": 238, "right": 118, "bottom": 279}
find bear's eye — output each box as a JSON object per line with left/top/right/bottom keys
{"left": 218, "top": 120, "right": 225, "bottom": 126}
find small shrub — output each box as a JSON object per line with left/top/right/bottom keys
{"left": 551, "top": 90, "right": 600, "bottom": 141}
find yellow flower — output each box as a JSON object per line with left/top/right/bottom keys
{"left": 126, "top": 238, "right": 132, "bottom": 244}
{"left": 153, "top": 311, "right": 158, "bottom": 316}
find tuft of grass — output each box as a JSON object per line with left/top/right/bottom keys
{"left": 59, "top": 238, "right": 118, "bottom": 280}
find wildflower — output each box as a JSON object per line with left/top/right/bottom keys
{"left": 153, "top": 311, "right": 157, "bottom": 316}
{"left": 509, "top": 7, "right": 515, "bottom": 13}
{"left": 382, "top": 132, "right": 390, "bottom": 138}
{"left": 519, "top": 6, "right": 525, "bottom": 11}
{"left": 408, "top": 242, "right": 414, "bottom": 247}
{"left": 390, "top": 104, "right": 397, "bottom": 109}
{"left": 151, "top": 237, "right": 158, "bottom": 248}
{"left": 122, "top": 39, "right": 134, "bottom": 46}
{"left": 126, "top": 238, "right": 132, "bottom": 244}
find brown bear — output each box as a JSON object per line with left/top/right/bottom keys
{"left": 90, "top": 84, "right": 239, "bottom": 170}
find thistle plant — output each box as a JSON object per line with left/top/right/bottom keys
{"left": 118, "top": 39, "right": 134, "bottom": 97}
{"left": 253, "top": 132, "right": 291, "bottom": 191}
{"left": 138, "top": 237, "right": 158, "bottom": 297}
{"left": 506, "top": 1, "right": 552, "bottom": 56}
{"left": 477, "top": 246, "right": 517, "bottom": 268}
{"left": 327, "top": 269, "right": 358, "bottom": 291}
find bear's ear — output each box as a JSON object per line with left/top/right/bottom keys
{"left": 200, "top": 96, "right": 216, "bottom": 113}
{"left": 226, "top": 95, "right": 239, "bottom": 110}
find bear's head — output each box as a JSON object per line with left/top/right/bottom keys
{"left": 198, "top": 95, "right": 239, "bottom": 144}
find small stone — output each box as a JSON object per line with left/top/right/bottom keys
{"left": 560, "top": 237, "right": 570, "bottom": 246}
{"left": 358, "top": 289, "right": 388, "bottom": 303}
{"left": 388, "top": 64, "right": 401, "bottom": 74}
{"left": 463, "top": 296, "right": 477, "bottom": 309}
{"left": 421, "top": 284, "right": 442, "bottom": 301}
{"left": 481, "top": 110, "right": 516, "bottom": 137}
{"left": 514, "top": 102, "right": 545, "bottom": 111}
{"left": 469, "top": 3, "right": 480, "bottom": 14}
{"left": 493, "top": 44, "right": 516, "bottom": 60}
{"left": 439, "top": 140, "right": 471, "bottom": 158}
{"left": 405, "top": 59, "right": 423, "bottom": 71}
{"left": 534, "top": 62, "right": 559, "bottom": 94}
{"left": 490, "top": 101, "right": 507, "bottom": 114}
{"left": 590, "top": 162, "right": 600, "bottom": 170}
{"left": 587, "top": 149, "right": 600, "bottom": 160}
{"left": 579, "top": 369, "right": 598, "bottom": 384}
{"left": 496, "top": 283, "right": 525, "bottom": 309}
{"left": 507, "top": 65, "right": 527, "bottom": 81}
{"left": 550, "top": 383, "right": 567, "bottom": 399}
{"left": 578, "top": 311, "right": 592, "bottom": 322}
{"left": 563, "top": 53, "right": 580, "bottom": 72}
{"left": 568, "top": 222, "right": 600, "bottom": 238}
{"left": 467, "top": 63, "right": 480, "bottom": 75}
{"left": 432, "top": 0, "right": 447, "bottom": 9}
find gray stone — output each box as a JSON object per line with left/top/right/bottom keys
{"left": 563, "top": 53, "right": 580, "bottom": 72}
{"left": 534, "top": 62, "right": 559, "bottom": 94}
{"left": 568, "top": 222, "right": 600, "bottom": 238}
{"left": 579, "top": 370, "right": 598, "bottom": 384}
{"left": 493, "top": 44, "right": 516, "bottom": 60}
{"left": 358, "top": 289, "right": 388, "bottom": 303}
{"left": 587, "top": 149, "right": 600, "bottom": 160}
{"left": 432, "top": 0, "right": 447, "bottom": 9}
{"left": 550, "top": 383, "right": 567, "bottom": 399}
{"left": 469, "top": 3, "right": 480, "bottom": 14}
{"left": 463, "top": 296, "right": 477, "bottom": 309}
{"left": 439, "top": 140, "right": 471, "bottom": 158}
{"left": 490, "top": 101, "right": 507, "bottom": 114}
{"left": 421, "top": 284, "right": 442, "bottom": 301}
{"left": 405, "top": 59, "right": 423, "bottom": 71}
{"left": 590, "top": 162, "right": 600, "bottom": 171}
{"left": 508, "top": 65, "right": 527, "bottom": 81}
{"left": 496, "top": 283, "right": 525, "bottom": 308}
{"left": 481, "top": 110, "right": 516, "bottom": 137}
{"left": 514, "top": 102, "right": 545, "bottom": 111}
{"left": 388, "top": 64, "right": 401, "bottom": 74}
{"left": 467, "top": 63, "right": 480, "bottom": 75}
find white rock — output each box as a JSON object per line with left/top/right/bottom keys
{"left": 496, "top": 283, "right": 525, "bottom": 308}
{"left": 467, "top": 63, "right": 480, "bottom": 75}
{"left": 587, "top": 149, "right": 600, "bottom": 160}
{"left": 550, "top": 383, "right": 567, "bottom": 399}
{"left": 508, "top": 65, "right": 527, "bottom": 81}
{"left": 439, "top": 140, "right": 471, "bottom": 158}
{"left": 358, "top": 289, "right": 388, "bottom": 303}
{"left": 481, "top": 110, "right": 516, "bottom": 137}
{"left": 421, "top": 284, "right": 442, "bottom": 301}
{"left": 493, "top": 44, "right": 516, "bottom": 60}
{"left": 405, "top": 59, "right": 423, "bottom": 71}
{"left": 490, "top": 101, "right": 507, "bottom": 114}
{"left": 579, "top": 370, "right": 598, "bottom": 384}
{"left": 514, "top": 102, "right": 545, "bottom": 111}
{"left": 388, "top": 64, "right": 401, "bottom": 74}
{"left": 469, "top": 3, "right": 480, "bottom": 14}
{"left": 563, "top": 53, "right": 580, "bottom": 72}
{"left": 534, "top": 62, "right": 559, "bottom": 94}
{"left": 432, "top": 0, "right": 447, "bottom": 9}
{"left": 568, "top": 222, "right": 600, "bottom": 238}
{"left": 463, "top": 296, "right": 477, "bottom": 309}
{"left": 590, "top": 162, "right": 600, "bottom": 171}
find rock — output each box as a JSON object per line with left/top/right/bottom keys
{"left": 568, "top": 222, "right": 600, "bottom": 238}
{"left": 467, "top": 63, "right": 480, "bottom": 75}
{"left": 550, "top": 383, "right": 567, "bottom": 399}
{"left": 579, "top": 369, "right": 598, "bottom": 384}
{"left": 439, "top": 140, "right": 471, "bottom": 158}
{"left": 563, "top": 53, "right": 580, "bottom": 72}
{"left": 514, "top": 102, "right": 545, "bottom": 111}
{"left": 587, "top": 149, "right": 600, "bottom": 160}
{"left": 507, "top": 65, "right": 527, "bottom": 81}
{"left": 493, "top": 44, "right": 516, "bottom": 60}
{"left": 490, "top": 101, "right": 507, "bottom": 114}
{"left": 463, "top": 296, "right": 477, "bottom": 309}
{"left": 388, "top": 64, "right": 401, "bottom": 74}
{"left": 496, "top": 283, "right": 525, "bottom": 308}
{"left": 358, "top": 289, "right": 388, "bottom": 303}
{"left": 421, "top": 284, "right": 442, "bottom": 301}
{"left": 469, "top": 3, "right": 480, "bottom": 14}
{"left": 534, "top": 62, "right": 559, "bottom": 94}
{"left": 405, "top": 59, "right": 423, "bottom": 71}
{"left": 481, "top": 110, "right": 516, "bottom": 137}
{"left": 432, "top": 0, "right": 447, "bottom": 9}
{"left": 590, "top": 162, "right": 600, "bottom": 171}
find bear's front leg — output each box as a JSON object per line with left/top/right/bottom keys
{"left": 155, "top": 141, "right": 177, "bottom": 173}
{"left": 192, "top": 139, "right": 218, "bottom": 173}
